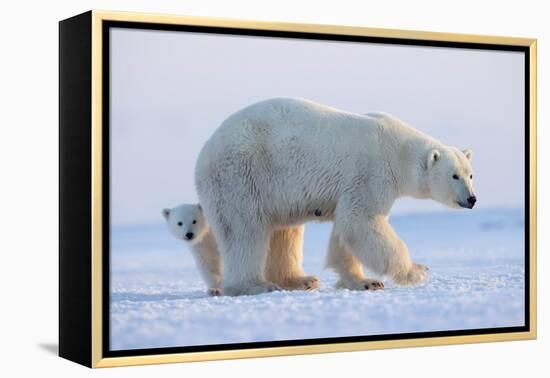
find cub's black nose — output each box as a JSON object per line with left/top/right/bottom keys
{"left": 467, "top": 196, "right": 477, "bottom": 207}
{"left": 185, "top": 232, "right": 194, "bottom": 240}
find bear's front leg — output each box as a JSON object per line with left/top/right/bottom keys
{"left": 264, "top": 226, "right": 320, "bottom": 291}
{"left": 336, "top": 214, "right": 428, "bottom": 286}
{"left": 214, "top": 221, "right": 281, "bottom": 296}
{"left": 326, "top": 227, "right": 384, "bottom": 290}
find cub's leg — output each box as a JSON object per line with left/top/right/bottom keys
{"left": 264, "top": 225, "right": 319, "bottom": 291}
{"left": 189, "top": 230, "right": 223, "bottom": 296}
{"left": 326, "top": 227, "right": 384, "bottom": 290}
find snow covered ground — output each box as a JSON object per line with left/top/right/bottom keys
{"left": 110, "top": 208, "right": 525, "bottom": 351}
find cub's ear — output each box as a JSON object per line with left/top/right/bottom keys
{"left": 162, "top": 208, "right": 170, "bottom": 220}
{"left": 462, "top": 148, "right": 473, "bottom": 161}
{"left": 427, "top": 149, "right": 441, "bottom": 169}
{"left": 197, "top": 204, "right": 202, "bottom": 211}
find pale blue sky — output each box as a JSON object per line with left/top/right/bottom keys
{"left": 110, "top": 28, "right": 524, "bottom": 226}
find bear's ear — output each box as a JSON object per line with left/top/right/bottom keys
{"left": 197, "top": 204, "right": 202, "bottom": 211}
{"left": 427, "top": 149, "right": 441, "bottom": 169}
{"left": 462, "top": 148, "right": 473, "bottom": 161}
{"left": 162, "top": 208, "right": 170, "bottom": 220}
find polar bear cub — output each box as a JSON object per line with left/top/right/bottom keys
{"left": 162, "top": 204, "right": 222, "bottom": 296}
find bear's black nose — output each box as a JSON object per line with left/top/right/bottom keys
{"left": 185, "top": 232, "right": 194, "bottom": 240}
{"left": 467, "top": 196, "right": 477, "bottom": 207}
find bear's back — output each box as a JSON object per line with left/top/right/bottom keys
{"left": 201, "top": 98, "right": 379, "bottom": 156}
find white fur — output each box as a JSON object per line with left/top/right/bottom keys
{"left": 163, "top": 204, "right": 222, "bottom": 296}
{"left": 195, "top": 98, "right": 476, "bottom": 295}
{"left": 163, "top": 204, "right": 321, "bottom": 295}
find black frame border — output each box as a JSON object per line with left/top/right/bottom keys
{"left": 101, "top": 20, "right": 531, "bottom": 359}
{"left": 59, "top": 11, "right": 93, "bottom": 367}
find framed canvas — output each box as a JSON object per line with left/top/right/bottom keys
{"left": 59, "top": 10, "right": 537, "bottom": 368}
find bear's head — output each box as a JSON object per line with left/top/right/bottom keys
{"left": 162, "top": 203, "right": 210, "bottom": 245}
{"left": 426, "top": 147, "right": 477, "bottom": 209}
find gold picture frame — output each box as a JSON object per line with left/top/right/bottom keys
{"left": 59, "top": 9, "right": 537, "bottom": 368}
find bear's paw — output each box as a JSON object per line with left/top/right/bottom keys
{"left": 335, "top": 277, "right": 385, "bottom": 291}
{"left": 207, "top": 288, "right": 222, "bottom": 296}
{"left": 222, "top": 280, "right": 282, "bottom": 296}
{"left": 393, "top": 263, "right": 429, "bottom": 286}
{"left": 280, "top": 275, "right": 320, "bottom": 291}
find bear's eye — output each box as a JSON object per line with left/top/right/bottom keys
{"left": 177, "top": 222, "right": 183, "bottom": 226}
{"left": 452, "top": 174, "right": 459, "bottom": 180}
{"left": 470, "top": 174, "right": 473, "bottom": 179}
{"left": 192, "top": 220, "right": 197, "bottom": 224}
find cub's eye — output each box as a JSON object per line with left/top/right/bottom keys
{"left": 470, "top": 174, "right": 473, "bottom": 179}
{"left": 192, "top": 220, "right": 197, "bottom": 224}
{"left": 452, "top": 174, "right": 459, "bottom": 180}
{"left": 177, "top": 222, "right": 183, "bottom": 226}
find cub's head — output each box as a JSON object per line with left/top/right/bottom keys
{"left": 162, "top": 204, "right": 209, "bottom": 245}
{"left": 426, "top": 147, "right": 477, "bottom": 209}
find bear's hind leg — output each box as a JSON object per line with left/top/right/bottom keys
{"left": 215, "top": 220, "right": 281, "bottom": 296}
{"left": 326, "top": 227, "right": 384, "bottom": 290}
{"left": 264, "top": 226, "right": 320, "bottom": 291}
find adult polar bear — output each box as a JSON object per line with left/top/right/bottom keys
{"left": 195, "top": 98, "right": 476, "bottom": 296}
